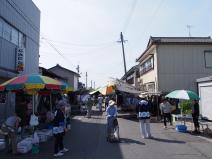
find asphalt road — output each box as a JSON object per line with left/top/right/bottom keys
{"left": 1, "top": 109, "right": 212, "bottom": 159}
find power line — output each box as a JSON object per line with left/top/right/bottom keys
{"left": 123, "top": 0, "right": 138, "bottom": 34}
{"left": 40, "top": 37, "right": 116, "bottom": 48}
{"left": 41, "top": 37, "right": 76, "bottom": 68}
{"left": 139, "top": 0, "right": 166, "bottom": 37}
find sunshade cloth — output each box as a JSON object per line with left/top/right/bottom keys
{"left": 165, "top": 90, "right": 200, "bottom": 100}
{"left": 98, "top": 85, "right": 114, "bottom": 95}
{"left": 0, "top": 74, "right": 66, "bottom": 92}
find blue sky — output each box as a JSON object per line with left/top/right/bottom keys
{"left": 32, "top": 0, "right": 212, "bottom": 87}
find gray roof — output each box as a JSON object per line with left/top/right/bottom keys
{"left": 121, "top": 65, "right": 139, "bottom": 80}
{"left": 137, "top": 36, "right": 212, "bottom": 62}
{"left": 196, "top": 76, "right": 212, "bottom": 83}
{"left": 48, "top": 64, "right": 80, "bottom": 77}
{"left": 147, "top": 36, "right": 212, "bottom": 47}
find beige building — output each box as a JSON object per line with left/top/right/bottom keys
{"left": 136, "top": 37, "right": 212, "bottom": 93}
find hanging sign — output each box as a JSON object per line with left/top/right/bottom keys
{"left": 16, "top": 48, "right": 25, "bottom": 72}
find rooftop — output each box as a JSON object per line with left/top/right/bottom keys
{"left": 48, "top": 64, "right": 80, "bottom": 77}
{"left": 137, "top": 36, "right": 212, "bottom": 62}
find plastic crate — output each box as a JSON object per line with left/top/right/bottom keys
{"left": 176, "top": 124, "right": 187, "bottom": 133}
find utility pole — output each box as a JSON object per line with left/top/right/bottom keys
{"left": 118, "top": 32, "right": 127, "bottom": 74}
{"left": 94, "top": 81, "right": 95, "bottom": 89}
{"left": 86, "top": 72, "right": 88, "bottom": 89}
{"left": 76, "top": 65, "right": 80, "bottom": 89}
{"left": 91, "top": 80, "right": 92, "bottom": 89}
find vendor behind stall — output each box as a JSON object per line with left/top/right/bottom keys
{"left": 1, "top": 113, "right": 21, "bottom": 154}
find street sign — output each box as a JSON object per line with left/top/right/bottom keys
{"left": 16, "top": 48, "right": 25, "bottom": 72}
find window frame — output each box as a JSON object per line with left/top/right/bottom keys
{"left": 204, "top": 51, "right": 212, "bottom": 68}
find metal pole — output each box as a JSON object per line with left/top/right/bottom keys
{"left": 120, "top": 32, "right": 127, "bottom": 74}
{"left": 86, "top": 72, "right": 88, "bottom": 88}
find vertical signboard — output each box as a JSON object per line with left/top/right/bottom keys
{"left": 16, "top": 48, "right": 25, "bottom": 72}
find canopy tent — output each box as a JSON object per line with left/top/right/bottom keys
{"left": 98, "top": 85, "right": 114, "bottom": 95}
{"left": 109, "top": 79, "right": 140, "bottom": 95}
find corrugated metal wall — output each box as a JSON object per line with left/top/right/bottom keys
{"left": 157, "top": 44, "right": 212, "bottom": 93}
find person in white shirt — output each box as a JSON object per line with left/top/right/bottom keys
{"left": 160, "top": 98, "right": 172, "bottom": 128}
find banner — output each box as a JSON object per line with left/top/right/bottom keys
{"left": 16, "top": 48, "right": 25, "bottom": 72}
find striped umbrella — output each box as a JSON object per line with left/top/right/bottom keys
{"left": 0, "top": 74, "right": 66, "bottom": 92}
{"left": 165, "top": 90, "right": 200, "bottom": 100}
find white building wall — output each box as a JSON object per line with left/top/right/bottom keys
{"left": 157, "top": 44, "right": 212, "bottom": 93}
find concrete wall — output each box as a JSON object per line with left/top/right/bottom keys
{"left": 0, "top": 0, "right": 40, "bottom": 122}
{"left": 0, "top": 0, "right": 40, "bottom": 75}
{"left": 157, "top": 44, "right": 212, "bottom": 93}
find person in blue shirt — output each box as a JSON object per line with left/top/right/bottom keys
{"left": 136, "top": 99, "right": 152, "bottom": 139}
{"left": 106, "top": 100, "right": 118, "bottom": 140}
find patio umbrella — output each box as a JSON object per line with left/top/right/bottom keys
{"left": 0, "top": 74, "right": 65, "bottom": 92}
{"left": 60, "top": 81, "right": 74, "bottom": 93}
{"left": 0, "top": 74, "right": 66, "bottom": 114}
{"left": 165, "top": 90, "right": 200, "bottom": 100}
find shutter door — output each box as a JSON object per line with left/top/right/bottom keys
{"left": 200, "top": 85, "right": 212, "bottom": 120}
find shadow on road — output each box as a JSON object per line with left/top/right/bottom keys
{"left": 120, "top": 138, "right": 145, "bottom": 145}
{"left": 150, "top": 137, "right": 186, "bottom": 144}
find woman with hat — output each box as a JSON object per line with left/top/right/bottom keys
{"left": 106, "top": 100, "right": 118, "bottom": 141}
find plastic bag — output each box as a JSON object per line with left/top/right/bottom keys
{"left": 30, "top": 114, "right": 39, "bottom": 126}
{"left": 32, "top": 132, "right": 39, "bottom": 144}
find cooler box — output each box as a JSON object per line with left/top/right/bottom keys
{"left": 176, "top": 124, "right": 187, "bottom": 133}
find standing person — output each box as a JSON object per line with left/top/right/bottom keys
{"left": 1, "top": 113, "right": 21, "bottom": 154}
{"left": 53, "top": 101, "right": 69, "bottom": 157}
{"left": 192, "top": 100, "right": 200, "bottom": 133}
{"left": 104, "top": 96, "right": 110, "bottom": 111}
{"left": 160, "top": 98, "right": 172, "bottom": 128}
{"left": 136, "top": 99, "right": 152, "bottom": 139}
{"left": 98, "top": 95, "right": 103, "bottom": 112}
{"left": 86, "top": 96, "right": 93, "bottom": 118}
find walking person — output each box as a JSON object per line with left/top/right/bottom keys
{"left": 86, "top": 96, "right": 93, "bottom": 118}
{"left": 136, "top": 99, "right": 152, "bottom": 139}
{"left": 53, "top": 101, "right": 69, "bottom": 157}
{"left": 192, "top": 100, "right": 200, "bottom": 133}
{"left": 160, "top": 98, "right": 172, "bottom": 128}
{"left": 104, "top": 96, "right": 110, "bottom": 111}
{"left": 98, "top": 95, "right": 103, "bottom": 112}
{"left": 106, "top": 100, "right": 119, "bottom": 141}
{"left": 1, "top": 113, "right": 21, "bottom": 154}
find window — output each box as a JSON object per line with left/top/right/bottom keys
{"left": 18, "top": 32, "right": 26, "bottom": 48}
{"left": 140, "top": 57, "right": 154, "bottom": 75}
{"left": 204, "top": 51, "right": 212, "bottom": 68}
{"left": 0, "top": 19, "right": 3, "bottom": 37}
{"left": 0, "top": 17, "right": 25, "bottom": 47}
{"left": 11, "top": 28, "right": 19, "bottom": 45}
{"left": 3, "top": 22, "right": 12, "bottom": 41}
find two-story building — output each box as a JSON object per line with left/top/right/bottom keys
{"left": 136, "top": 37, "right": 212, "bottom": 94}
{"left": 0, "top": 0, "right": 40, "bottom": 122}
{"left": 48, "top": 64, "right": 80, "bottom": 91}
{"left": 121, "top": 65, "right": 140, "bottom": 89}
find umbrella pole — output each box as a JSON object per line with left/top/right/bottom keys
{"left": 32, "top": 94, "right": 35, "bottom": 115}
{"left": 50, "top": 94, "right": 52, "bottom": 112}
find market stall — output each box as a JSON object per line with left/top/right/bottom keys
{"left": 0, "top": 74, "right": 72, "bottom": 154}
